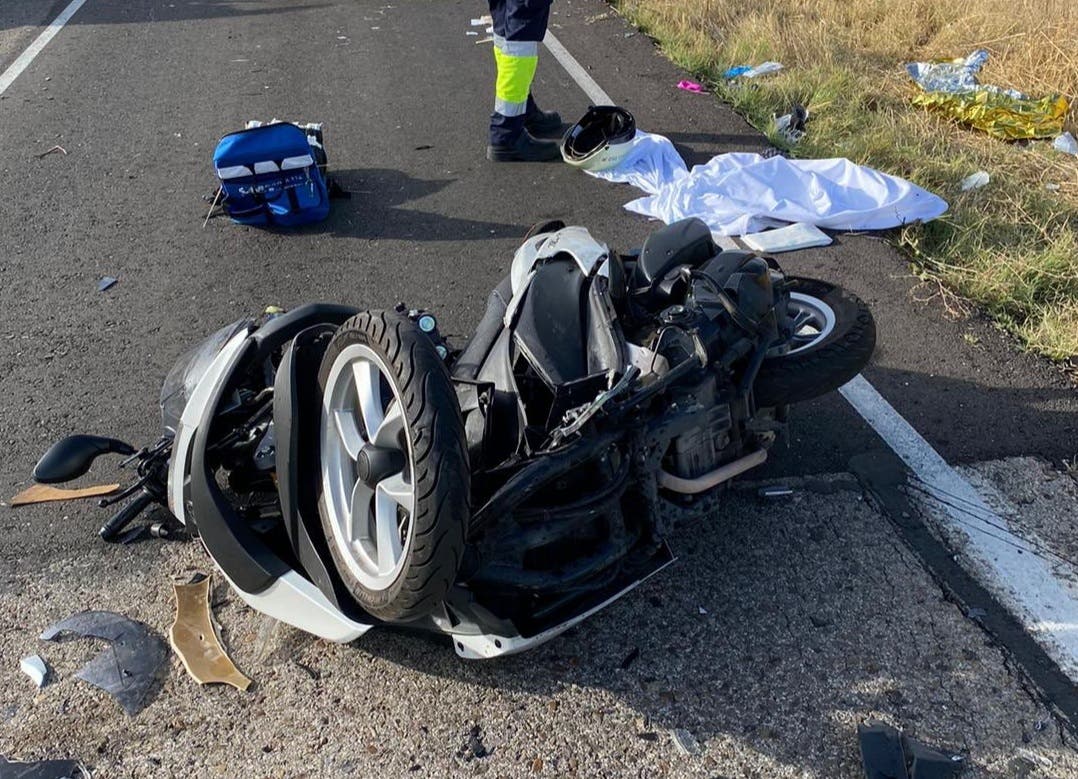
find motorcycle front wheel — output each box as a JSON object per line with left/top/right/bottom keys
{"left": 753, "top": 277, "right": 876, "bottom": 407}
{"left": 316, "top": 311, "right": 469, "bottom": 621}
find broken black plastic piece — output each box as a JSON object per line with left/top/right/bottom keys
{"left": 859, "top": 723, "right": 909, "bottom": 779}
{"left": 0, "top": 754, "right": 87, "bottom": 779}
{"left": 904, "top": 736, "right": 964, "bottom": 779}
{"left": 858, "top": 723, "right": 963, "bottom": 779}
{"left": 39, "top": 611, "right": 167, "bottom": 717}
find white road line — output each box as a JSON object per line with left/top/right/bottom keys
{"left": 543, "top": 30, "right": 613, "bottom": 106}
{"left": 841, "top": 374, "right": 1078, "bottom": 682}
{"left": 547, "top": 25, "right": 1078, "bottom": 682}
{"left": 0, "top": 0, "right": 88, "bottom": 97}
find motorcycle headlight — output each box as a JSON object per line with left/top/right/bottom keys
{"left": 159, "top": 319, "right": 251, "bottom": 435}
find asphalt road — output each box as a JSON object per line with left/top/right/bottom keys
{"left": 1, "top": 0, "right": 1077, "bottom": 776}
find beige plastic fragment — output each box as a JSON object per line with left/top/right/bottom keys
{"left": 10, "top": 483, "right": 119, "bottom": 506}
{"left": 169, "top": 577, "right": 252, "bottom": 691}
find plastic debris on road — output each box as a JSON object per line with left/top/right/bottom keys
{"left": 10, "top": 482, "right": 119, "bottom": 507}
{"left": 1054, "top": 131, "right": 1078, "bottom": 156}
{"left": 40, "top": 610, "right": 168, "bottom": 717}
{"left": 742, "top": 222, "right": 831, "bottom": 253}
{"left": 906, "top": 49, "right": 1068, "bottom": 140}
{"left": 19, "top": 655, "right": 49, "bottom": 688}
{"left": 170, "top": 576, "right": 252, "bottom": 691}
{"left": 676, "top": 79, "right": 707, "bottom": 94}
{"left": 959, "top": 170, "right": 990, "bottom": 191}
{"left": 0, "top": 755, "right": 89, "bottom": 779}
{"left": 723, "top": 62, "right": 782, "bottom": 79}
{"left": 858, "top": 722, "right": 964, "bottom": 779}
{"left": 671, "top": 728, "right": 703, "bottom": 756}
{"left": 98, "top": 276, "right": 117, "bottom": 292}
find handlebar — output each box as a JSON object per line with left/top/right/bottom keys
{"left": 99, "top": 489, "right": 156, "bottom": 541}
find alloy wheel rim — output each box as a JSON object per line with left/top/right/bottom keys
{"left": 782, "top": 292, "right": 837, "bottom": 355}
{"left": 321, "top": 343, "right": 415, "bottom": 591}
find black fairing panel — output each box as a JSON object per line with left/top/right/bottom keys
{"left": 513, "top": 258, "right": 624, "bottom": 389}
{"left": 190, "top": 303, "right": 357, "bottom": 595}
{"left": 452, "top": 276, "right": 513, "bottom": 382}
{"left": 274, "top": 326, "right": 369, "bottom": 619}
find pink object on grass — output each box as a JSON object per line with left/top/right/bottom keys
{"left": 677, "top": 80, "right": 707, "bottom": 94}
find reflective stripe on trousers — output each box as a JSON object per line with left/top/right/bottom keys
{"left": 493, "top": 41, "right": 538, "bottom": 117}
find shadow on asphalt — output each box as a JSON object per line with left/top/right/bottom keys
{"left": 312, "top": 168, "right": 526, "bottom": 242}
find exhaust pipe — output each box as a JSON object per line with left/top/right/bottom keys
{"left": 658, "top": 449, "right": 767, "bottom": 494}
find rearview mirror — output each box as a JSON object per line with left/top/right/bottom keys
{"left": 33, "top": 435, "right": 137, "bottom": 484}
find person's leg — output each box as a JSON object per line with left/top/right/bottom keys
{"left": 487, "top": 0, "right": 560, "bottom": 160}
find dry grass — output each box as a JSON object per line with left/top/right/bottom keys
{"left": 613, "top": 0, "right": 1078, "bottom": 361}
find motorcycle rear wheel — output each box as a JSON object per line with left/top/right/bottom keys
{"left": 316, "top": 311, "right": 469, "bottom": 621}
{"left": 754, "top": 278, "right": 876, "bottom": 407}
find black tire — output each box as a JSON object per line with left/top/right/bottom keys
{"left": 317, "top": 311, "right": 469, "bottom": 621}
{"left": 754, "top": 278, "right": 876, "bottom": 407}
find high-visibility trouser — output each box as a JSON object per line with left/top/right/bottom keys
{"left": 488, "top": 0, "right": 553, "bottom": 145}
{"left": 493, "top": 39, "right": 539, "bottom": 120}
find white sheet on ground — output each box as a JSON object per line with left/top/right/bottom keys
{"left": 624, "top": 153, "right": 949, "bottom": 236}
{"left": 583, "top": 135, "right": 949, "bottom": 236}
{"left": 584, "top": 131, "right": 688, "bottom": 196}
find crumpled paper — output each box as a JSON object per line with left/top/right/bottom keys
{"left": 906, "top": 49, "right": 1068, "bottom": 140}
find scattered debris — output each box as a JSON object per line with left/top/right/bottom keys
{"left": 619, "top": 647, "right": 640, "bottom": 670}
{"left": 40, "top": 611, "right": 168, "bottom": 716}
{"left": 34, "top": 145, "right": 68, "bottom": 159}
{"left": 959, "top": 170, "right": 990, "bottom": 191}
{"left": 10, "top": 483, "right": 119, "bottom": 507}
{"left": 1045, "top": 183, "right": 1060, "bottom": 191}
{"left": 97, "top": 276, "right": 118, "bottom": 292}
{"left": 773, "top": 104, "right": 809, "bottom": 144}
{"left": 723, "top": 62, "right": 783, "bottom": 80}
{"left": 697, "top": 606, "right": 708, "bottom": 615}
{"left": 757, "top": 484, "right": 796, "bottom": 500}
{"left": 671, "top": 728, "right": 702, "bottom": 756}
{"left": 292, "top": 660, "right": 321, "bottom": 681}
{"left": 19, "top": 655, "right": 49, "bottom": 688}
{"left": 676, "top": 79, "right": 706, "bottom": 94}
{"left": 0, "top": 755, "right": 89, "bottom": 779}
{"left": 906, "top": 50, "right": 1068, "bottom": 140}
{"left": 466, "top": 31, "right": 478, "bottom": 35}
{"left": 414, "top": 144, "right": 434, "bottom": 151}
{"left": 170, "top": 577, "right": 252, "bottom": 691}
{"left": 1054, "top": 131, "right": 1078, "bottom": 156}
{"left": 742, "top": 222, "right": 830, "bottom": 254}
{"left": 458, "top": 724, "right": 490, "bottom": 760}
{"left": 858, "top": 722, "right": 963, "bottom": 779}
{"left": 470, "top": 15, "right": 492, "bottom": 26}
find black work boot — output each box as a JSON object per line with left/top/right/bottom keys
{"left": 487, "top": 130, "right": 562, "bottom": 162}
{"left": 525, "top": 108, "right": 564, "bottom": 137}
{"left": 524, "top": 95, "right": 564, "bottom": 137}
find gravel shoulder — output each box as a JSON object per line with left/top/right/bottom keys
{"left": 2, "top": 477, "right": 1074, "bottom": 778}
